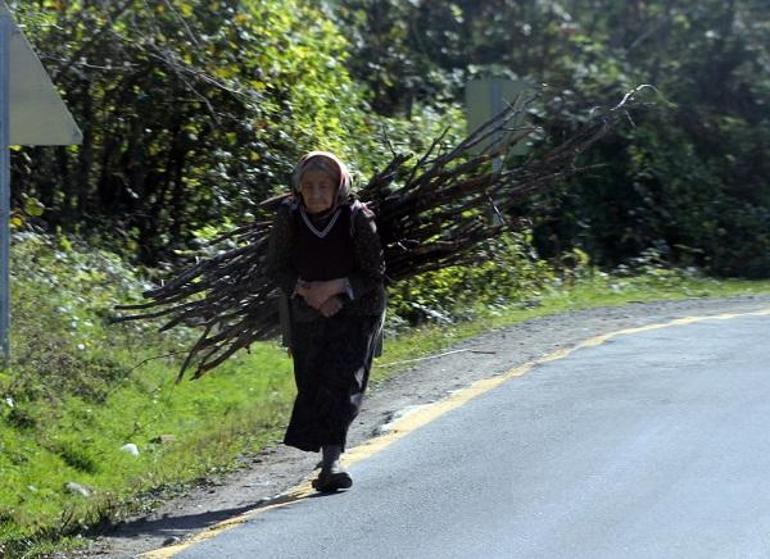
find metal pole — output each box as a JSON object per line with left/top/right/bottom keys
{"left": 0, "top": 15, "right": 10, "bottom": 367}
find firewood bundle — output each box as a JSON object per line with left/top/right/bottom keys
{"left": 116, "top": 91, "right": 637, "bottom": 380}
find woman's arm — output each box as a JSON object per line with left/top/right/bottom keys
{"left": 347, "top": 205, "right": 385, "bottom": 299}
{"left": 297, "top": 278, "right": 348, "bottom": 308}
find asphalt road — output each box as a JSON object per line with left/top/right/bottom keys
{"left": 171, "top": 312, "right": 770, "bottom": 558}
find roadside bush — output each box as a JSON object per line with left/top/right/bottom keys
{"left": 6, "top": 231, "right": 191, "bottom": 407}
{"left": 387, "top": 231, "right": 558, "bottom": 327}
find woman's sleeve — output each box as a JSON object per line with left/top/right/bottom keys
{"left": 265, "top": 204, "right": 300, "bottom": 296}
{"left": 348, "top": 206, "right": 385, "bottom": 299}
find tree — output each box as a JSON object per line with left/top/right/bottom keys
{"left": 12, "top": 0, "right": 376, "bottom": 263}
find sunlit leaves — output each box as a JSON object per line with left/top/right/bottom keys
{"left": 23, "top": 197, "right": 45, "bottom": 218}
{"left": 11, "top": 0, "right": 382, "bottom": 263}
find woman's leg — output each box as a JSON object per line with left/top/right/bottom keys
{"left": 283, "top": 315, "right": 379, "bottom": 458}
{"left": 283, "top": 320, "right": 325, "bottom": 452}
{"left": 312, "top": 315, "right": 379, "bottom": 491}
{"left": 315, "top": 315, "right": 379, "bottom": 452}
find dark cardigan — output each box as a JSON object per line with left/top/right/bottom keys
{"left": 265, "top": 197, "right": 387, "bottom": 324}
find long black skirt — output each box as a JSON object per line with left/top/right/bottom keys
{"left": 284, "top": 314, "right": 380, "bottom": 453}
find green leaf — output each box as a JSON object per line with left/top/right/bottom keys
{"left": 24, "top": 197, "right": 45, "bottom": 217}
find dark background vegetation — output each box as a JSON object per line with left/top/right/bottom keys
{"left": 10, "top": 0, "right": 770, "bottom": 277}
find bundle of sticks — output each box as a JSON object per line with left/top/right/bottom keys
{"left": 116, "top": 91, "right": 637, "bottom": 380}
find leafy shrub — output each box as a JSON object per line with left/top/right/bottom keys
{"left": 5, "top": 232, "right": 192, "bottom": 408}
{"left": 387, "top": 231, "right": 558, "bottom": 327}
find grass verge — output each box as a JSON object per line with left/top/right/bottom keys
{"left": 374, "top": 271, "right": 770, "bottom": 371}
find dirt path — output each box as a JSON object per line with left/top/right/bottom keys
{"left": 78, "top": 295, "right": 770, "bottom": 558}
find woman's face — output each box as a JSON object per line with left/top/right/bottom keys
{"left": 299, "top": 169, "right": 337, "bottom": 214}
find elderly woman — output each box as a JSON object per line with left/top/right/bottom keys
{"left": 265, "top": 151, "right": 386, "bottom": 492}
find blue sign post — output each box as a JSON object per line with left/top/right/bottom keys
{"left": 0, "top": 3, "right": 82, "bottom": 367}
{"left": 0, "top": 13, "right": 11, "bottom": 366}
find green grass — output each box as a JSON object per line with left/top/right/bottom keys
{"left": 373, "top": 271, "right": 770, "bottom": 374}
{"left": 2, "top": 235, "right": 770, "bottom": 557}
{"left": 0, "top": 234, "right": 300, "bottom": 557}
{"left": 0, "top": 339, "right": 296, "bottom": 557}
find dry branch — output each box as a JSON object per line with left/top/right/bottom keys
{"left": 115, "top": 93, "right": 635, "bottom": 380}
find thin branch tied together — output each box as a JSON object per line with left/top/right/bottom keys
{"left": 115, "top": 91, "right": 638, "bottom": 381}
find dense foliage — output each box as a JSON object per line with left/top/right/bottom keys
{"left": 11, "top": 0, "right": 388, "bottom": 262}
{"left": 9, "top": 0, "right": 770, "bottom": 277}
{"left": 334, "top": 0, "right": 770, "bottom": 276}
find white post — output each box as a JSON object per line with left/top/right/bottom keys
{"left": 0, "top": 14, "right": 10, "bottom": 367}
{"left": 490, "top": 78, "right": 502, "bottom": 173}
{"left": 489, "top": 79, "right": 504, "bottom": 224}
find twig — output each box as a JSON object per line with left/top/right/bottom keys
{"left": 128, "top": 350, "right": 187, "bottom": 372}
{"left": 376, "top": 348, "right": 498, "bottom": 368}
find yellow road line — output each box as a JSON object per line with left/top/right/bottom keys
{"left": 141, "top": 306, "right": 770, "bottom": 558}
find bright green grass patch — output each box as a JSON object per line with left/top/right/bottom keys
{"left": 0, "top": 346, "right": 295, "bottom": 554}
{"left": 0, "top": 234, "right": 299, "bottom": 556}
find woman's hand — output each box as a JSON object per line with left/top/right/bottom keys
{"left": 319, "top": 296, "right": 343, "bottom": 317}
{"left": 297, "top": 278, "right": 347, "bottom": 309}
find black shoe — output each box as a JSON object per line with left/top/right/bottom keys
{"left": 312, "top": 467, "right": 353, "bottom": 493}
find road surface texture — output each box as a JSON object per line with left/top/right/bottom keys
{"left": 163, "top": 309, "right": 770, "bottom": 558}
